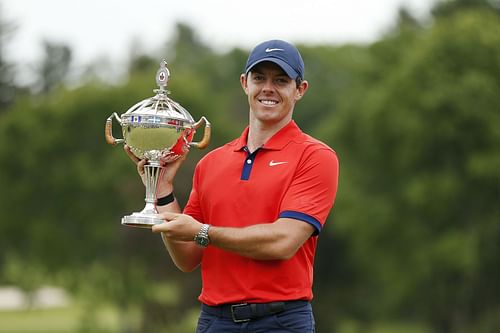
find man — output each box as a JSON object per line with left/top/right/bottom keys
{"left": 126, "top": 39, "right": 339, "bottom": 332}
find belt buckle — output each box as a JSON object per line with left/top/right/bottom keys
{"left": 231, "top": 303, "right": 250, "bottom": 323}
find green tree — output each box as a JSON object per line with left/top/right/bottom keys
{"left": 432, "top": 0, "right": 500, "bottom": 17}
{"left": 163, "top": 22, "right": 211, "bottom": 69}
{"left": 36, "top": 40, "right": 72, "bottom": 94}
{"left": 0, "top": 3, "right": 16, "bottom": 110}
{"left": 329, "top": 8, "right": 500, "bottom": 333}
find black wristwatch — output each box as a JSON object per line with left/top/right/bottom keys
{"left": 194, "top": 224, "right": 210, "bottom": 247}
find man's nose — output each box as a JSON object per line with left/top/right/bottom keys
{"left": 262, "top": 79, "right": 275, "bottom": 91}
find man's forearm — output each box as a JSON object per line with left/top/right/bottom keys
{"left": 208, "top": 218, "right": 314, "bottom": 261}
{"left": 156, "top": 197, "right": 203, "bottom": 271}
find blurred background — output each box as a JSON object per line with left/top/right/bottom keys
{"left": 0, "top": 0, "right": 499, "bottom": 332}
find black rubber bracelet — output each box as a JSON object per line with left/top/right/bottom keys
{"left": 156, "top": 192, "right": 175, "bottom": 206}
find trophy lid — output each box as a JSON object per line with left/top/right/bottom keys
{"left": 122, "top": 60, "right": 194, "bottom": 124}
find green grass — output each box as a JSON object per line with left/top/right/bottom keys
{"left": 0, "top": 305, "right": 120, "bottom": 333}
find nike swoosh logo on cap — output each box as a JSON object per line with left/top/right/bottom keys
{"left": 269, "top": 160, "right": 288, "bottom": 167}
{"left": 265, "top": 48, "right": 284, "bottom": 53}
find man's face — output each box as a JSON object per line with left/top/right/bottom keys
{"left": 240, "top": 61, "right": 308, "bottom": 127}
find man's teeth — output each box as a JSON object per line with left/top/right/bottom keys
{"left": 261, "top": 100, "right": 278, "bottom": 105}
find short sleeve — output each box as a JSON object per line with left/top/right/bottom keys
{"left": 279, "top": 147, "right": 339, "bottom": 235}
{"left": 183, "top": 164, "right": 204, "bottom": 223}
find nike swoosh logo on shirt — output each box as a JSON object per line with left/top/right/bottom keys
{"left": 269, "top": 160, "right": 288, "bottom": 167}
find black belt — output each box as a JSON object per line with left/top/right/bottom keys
{"left": 201, "top": 300, "right": 308, "bottom": 323}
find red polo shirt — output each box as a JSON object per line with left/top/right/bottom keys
{"left": 184, "top": 120, "right": 339, "bottom": 305}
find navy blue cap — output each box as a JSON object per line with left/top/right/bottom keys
{"left": 245, "top": 40, "right": 305, "bottom": 80}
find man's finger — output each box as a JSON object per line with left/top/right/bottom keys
{"left": 159, "top": 211, "right": 180, "bottom": 221}
{"left": 151, "top": 223, "right": 166, "bottom": 233}
{"left": 124, "top": 145, "right": 141, "bottom": 164}
{"left": 137, "top": 159, "right": 147, "bottom": 175}
{"left": 160, "top": 153, "right": 188, "bottom": 166}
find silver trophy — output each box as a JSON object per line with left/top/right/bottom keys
{"left": 105, "top": 60, "right": 211, "bottom": 228}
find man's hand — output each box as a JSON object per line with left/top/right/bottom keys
{"left": 152, "top": 211, "right": 202, "bottom": 242}
{"left": 124, "top": 145, "right": 187, "bottom": 197}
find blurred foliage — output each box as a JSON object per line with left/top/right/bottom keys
{"left": 35, "top": 40, "right": 72, "bottom": 95}
{"left": 0, "top": 2, "right": 16, "bottom": 110}
{"left": 1, "top": 1, "right": 499, "bottom": 332}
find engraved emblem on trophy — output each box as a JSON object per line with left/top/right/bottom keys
{"left": 105, "top": 60, "right": 211, "bottom": 228}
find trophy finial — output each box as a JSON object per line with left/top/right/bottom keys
{"left": 156, "top": 60, "right": 170, "bottom": 91}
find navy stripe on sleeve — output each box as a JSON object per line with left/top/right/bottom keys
{"left": 279, "top": 210, "right": 322, "bottom": 235}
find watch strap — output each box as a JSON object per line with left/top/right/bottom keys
{"left": 194, "top": 224, "right": 210, "bottom": 247}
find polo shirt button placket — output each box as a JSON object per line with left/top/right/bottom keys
{"left": 240, "top": 146, "right": 260, "bottom": 181}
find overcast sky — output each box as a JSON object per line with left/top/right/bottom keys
{"left": 2, "top": 0, "right": 435, "bottom": 77}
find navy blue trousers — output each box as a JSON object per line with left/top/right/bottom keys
{"left": 196, "top": 302, "right": 315, "bottom": 333}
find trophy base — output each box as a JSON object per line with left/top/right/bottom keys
{"left": 121, "top": 212, "right": 164, "bottom": 228}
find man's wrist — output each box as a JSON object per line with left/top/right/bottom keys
{"left": 194, "top": 224, "right": 211, "bottom": 247}
{"left": 156, "top": 183, "right": 174, "bottom": 198}
{"left": 156, "top": 191, "right": 175, "bottom": 206}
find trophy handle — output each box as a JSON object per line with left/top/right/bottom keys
{"left": 189, "top": 116, "right": 211, "bottom": 149}
{"left": 105, "top": 112, "right": 125, "bottom": 145}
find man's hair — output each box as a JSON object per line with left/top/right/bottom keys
{"left": 295, "top": 77, "right": 303, "bottom": 88}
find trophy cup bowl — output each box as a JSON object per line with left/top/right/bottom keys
{"left": 105, "top": 60, "right": 211, "bottom": 228}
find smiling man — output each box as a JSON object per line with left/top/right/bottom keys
{"left": 127, "top": 39, "right": 339, "bottom": 332}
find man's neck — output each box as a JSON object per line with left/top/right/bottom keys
{"left": 246, "top": 118, "right": 291, "bottom": 153}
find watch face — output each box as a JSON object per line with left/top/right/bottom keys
{"left": 196, "top": 236, "right": 209, "bottom": 247}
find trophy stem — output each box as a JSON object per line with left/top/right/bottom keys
{"left": 121, "top": 162, "right": 165, "bottom": 228}
{"left": 144, "top": 163, "right": 163, "bottom": 204}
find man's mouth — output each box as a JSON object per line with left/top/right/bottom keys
{"left": 259, "top": 99, "right": 278, "bottom": 106}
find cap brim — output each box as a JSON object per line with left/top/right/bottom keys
{"left": 245, "top": 58, "right": 299, "bottom": 80}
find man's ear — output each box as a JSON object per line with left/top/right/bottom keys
{"left": 240, "top": 74, "right": 249, "bottom": 94}
{"left": 295, "top": 80, "right": 309, "bottom": 101}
